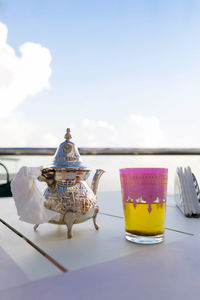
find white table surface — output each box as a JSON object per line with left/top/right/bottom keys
{"left": 0, "top": 220, "right": 61, "bottom": 281}
{"left": 0, "top": 191, "right": 199, "bottom": 295}
{"left": 1, "top": 235, "right": 200, "bottom": 300}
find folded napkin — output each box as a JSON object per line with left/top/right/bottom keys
{"left": 11, "top": 166, "right": 59, "bottom": 224}
{"left": 174, "top": 166, "right": 200, "bottom": 217}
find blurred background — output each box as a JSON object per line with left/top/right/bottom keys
{"left": 1, "top": 0, "right": 200, "bottom": 194}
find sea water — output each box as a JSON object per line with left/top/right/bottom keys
{"left": 1, "top": 154, "right": 200, "bottom": 195}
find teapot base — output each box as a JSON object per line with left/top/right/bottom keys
{"left": 33, "top": 206, "right": 99, "bottom": 239}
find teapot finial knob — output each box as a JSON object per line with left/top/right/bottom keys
{"left": 64, "top": 128, "right": 72, "bottom": 142}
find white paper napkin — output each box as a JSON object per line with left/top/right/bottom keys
{"left": 11, "top": 166, "right": 59, "bottom": 224}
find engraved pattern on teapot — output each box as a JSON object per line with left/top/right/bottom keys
{"left": 35, "top": 128, "right": 105, "bottom": 238}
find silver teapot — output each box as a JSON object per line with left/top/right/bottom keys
{"left": 35, "top": 128, "right": 105, "bottom": 238}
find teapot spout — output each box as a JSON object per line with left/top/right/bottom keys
{"left": 91, "top": 169, "right": 105, "bottom": 195}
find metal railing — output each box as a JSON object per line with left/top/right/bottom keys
{"left": 1, "top": 147, "right": 200, "bottom": 155}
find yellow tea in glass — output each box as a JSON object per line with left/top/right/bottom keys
{"left": 120, "top": 168, "right": 168, "bottom": 244}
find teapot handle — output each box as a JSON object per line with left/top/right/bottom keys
{"left": 38, "top": 168, "right": 56, "bottom": 191}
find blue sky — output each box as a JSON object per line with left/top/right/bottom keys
{"left": 1, "top": 0, "right": 200, "bottom": 147}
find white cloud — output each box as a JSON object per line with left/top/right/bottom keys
{"left": 0, "top": 23, "right": 164, "bottom": 148}
{"left": 121, "top": 114, "right": 164, "bottom": 147}
{"left": 0, "top": 22, "right": 52, "bottom": 119}
{"left": 0, "top": 112, "right": 164, "bottom": 147}
{"left": 0, "top": 112, "right": 61, "bottom": 147}
{"left": 74, "top": 118, "right": 118, "bottom": 147}
{"left": 0, "top": 114, "right": 33, "bottom": 146}
{"left": 38, "top": 133, "right": 60, "bottom": 147}
{"left": 70, "top": 115, "right": 164, "bottom": 147}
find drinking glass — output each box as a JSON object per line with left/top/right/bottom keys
{"left": 120, "top": 168, "right": 168, "bottom": 244}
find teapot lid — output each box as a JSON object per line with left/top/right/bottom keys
{"left": 48, "top": 128, "right": 88, "bottom": 170}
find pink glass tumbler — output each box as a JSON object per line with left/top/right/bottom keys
{"left": 120, "top": 168, "right": 168, "bottom": 244}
